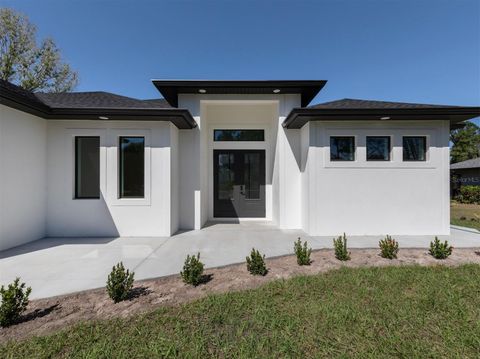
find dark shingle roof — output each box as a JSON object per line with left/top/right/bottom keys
{"left": 35, "top": 92, "right": 172, "bottom": 109}
{"left": 0, "top": 79, "right": 195, "bottom": 128}
{"left": 309, "top": 98, "right": 459, "bottom": 110}
{"left": 141, "top": 98, "right": 171, "bottom": 108}
{"left": 451, "top": 158, "right": 480, "bottom": 169}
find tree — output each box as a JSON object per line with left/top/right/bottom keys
{"left": 0, "top": 8, "right": 78, "bottom": 92}
{"left": 450, "top": 122, "right": 480, "bottom": 163}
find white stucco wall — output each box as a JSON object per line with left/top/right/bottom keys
{"left": 0, "top": 98, "right": 453, "bottom": 251}
{"left": 177, "top": 94, "right": 303, "bottom": 230}
{"left": 300, "top": 122, "right": 312, "bottom": 233}
{"left": 0, "top": 105, "right": 47, "bottom": 251}
{"left": 276, "top": 96, "right": 303, "bottom": 229}
{"left": 46, "top": 120, "right": 175, "bottom": 237}
{"left": 303, "top": 120, "right": 450, "bottom": 235}
{"left": 170, "top": 124, "right": 180, "bottom": 234}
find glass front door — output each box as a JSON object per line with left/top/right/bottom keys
{"left": 214, "top": 149, "right": 266, "bottom": 218}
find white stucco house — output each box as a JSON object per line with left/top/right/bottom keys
{"left": 0, "top": 79, "right": 479, "bottom": 252}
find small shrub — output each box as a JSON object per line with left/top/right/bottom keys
{"left": 379, "top": 235, "right": 399, "bottom": 259}
{"left": 429, "top": 237, "right": 453, "bottom": 259}
{"left": 333, "top": 233, "right": 350, "bottom": 261}
{"left": 180, "top": 253, "right": 204, "bottom": 286}
{"left": 455, "top": 185, "right": 480, "bottom": 204}
{"left": 460, "top": 216, "right": 467, "bottom": 220}
{"left": 294, "top": 238, "right": 312, "bottom": 265}
{"left": 0, "top": 278, "right": 31, "bottom": 327}
{"left": 106, "top": 262, "right": 134, "bottom": 303}
{"left": 246, "top": 248, "right": 268, "bottom": 276}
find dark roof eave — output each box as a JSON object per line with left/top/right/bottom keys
{"left": 0, "top": 91, "right": 51, "bottom": 116}
{"left": 0, "top": 83, "right": 196, "bottom": 129}
{"left": 47, "top": 108, "right": 197, "bottom": 129}
{"left": 282, "top": 107, "right": 480, "bottom": 129}
{"left": 152, "top": 80, "right": 327, "bottom": 107}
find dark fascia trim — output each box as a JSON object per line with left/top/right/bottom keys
{"left": 0, "top": 90, "right": 51, "bottom": 117}
{"left": 152, "top": 80, "right": 327, "bottom": 107}
{"left": 282, "top": 107, "right": 480, "bottom": 129}
{"left": 0, "top": 90, "right": 197, "bottom": 129}
{"left": 47, "top": 108, "right": 197, "bottom": 129}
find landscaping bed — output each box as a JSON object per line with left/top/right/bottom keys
{"left": 1, "top": 247, "right": 480, "bottom": 349}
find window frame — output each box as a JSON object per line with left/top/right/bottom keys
{"left": 366, "top": 136, "right": 391, "bottom": 162}
{"left": 118, "top": 136, "right": 145, "bottom": 199}
{"left": 330, "top": 136, "right": 356, "bottom": 162}
{"left": 74, "top": 136, "right": 100, "bottom": 200}
{"left": 402, "top": 136, "right": 427, "bottom": 162}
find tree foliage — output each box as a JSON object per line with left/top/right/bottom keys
{"left": 0, "top": 8, "right": 78, "bottom": 92}
{"left": 450, "top": 122, "right": 480, "bottom": 164}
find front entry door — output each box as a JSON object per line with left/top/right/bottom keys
{"left": 214, "top": 150, "right": 266, "bottom": 218}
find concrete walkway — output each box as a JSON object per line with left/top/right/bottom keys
{"left": 0, "top": 222, "right": 479, "bottom": 299}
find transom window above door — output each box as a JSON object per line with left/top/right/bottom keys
{"left": 214, "top": 129, "right": 264, "bottom": 141}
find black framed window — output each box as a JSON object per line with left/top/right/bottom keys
{"left": 403, "top": 136, "right": 426, "bottom": 161}
{"left": 119, "top": 137, "right": 145, "bottom": 198}
{"left": 330, "top": 136, "right": 355, "bottom": 161}
{"left": 214, "top": 129, "right": 264, "bottom": 141}
{"left": 75, "top": 136, "right": 100, "bottom": 199}
{"left": 367, "top": 136, "right": 391, "bottom": 161}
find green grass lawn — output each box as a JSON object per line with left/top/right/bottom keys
{"left": 2, "top": 265, "right": 480, "bottom": 358}
{"left": 451, "top": 202, "right": 480, "bottom": 230}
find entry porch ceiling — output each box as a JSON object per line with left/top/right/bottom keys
{"left": 152, "top": 80, "right": 327, "bottom": 108}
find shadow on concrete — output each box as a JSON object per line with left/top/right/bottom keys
{"left": 0, "top": 237, "right": 118, "bottom": 260}
{"left": 202, "top": 220, "right": 241, "bottom": 228}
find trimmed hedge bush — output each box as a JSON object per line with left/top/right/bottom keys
{"left": 379, "top": 235, "right": 399, "bottom": 259}
{"left": 333, "top": 233, "right": 351, "bottom": 261}
{"left": 106, "top": 262, "right": 135, "bottom": 303}
{"left": 294, "top": 238, "right": 312, "bottom": 265}
{"left": 429, "top": 237, "right": 453, "bottom": 259}
{"left": 180, "top": 253, "right": 204, "bottom": 286}
{"left": 246, "top": 248, "right": 268, "bottom": 276}
{"left": 455, "top": 185, "right": 480, "bottom": 204}
{"left": 0, "top": 278, "right": 31, "bottom": 327}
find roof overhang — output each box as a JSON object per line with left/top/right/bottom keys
{"left": 152, "top": 80, "right": 327, "bottom": 107}
{"left": 45, "top": 108, "right": 196, "bottom": 129}
{"left": 0, "top": 82, "right": 197, "bottom": 129}
{"left": 282, "top": 107, "right": 480, "bottom": 129}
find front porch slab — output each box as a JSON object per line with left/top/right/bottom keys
{"left": 0, "top": 224, "right": 478, "bottom": 299}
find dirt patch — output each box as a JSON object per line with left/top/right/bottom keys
{"left": 1, "top": 248, "right": 480, "bottom": 343}
{"left": 451, "top": 202, "right": 480, "bottom": 219}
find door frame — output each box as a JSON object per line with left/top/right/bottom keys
{"left": 213, "top": 149, "right": 266, "bottom": 218}
{"left": 208, "top": 124, "right": 272, "bottom": 221}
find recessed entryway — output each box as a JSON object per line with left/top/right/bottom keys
{"left": 213, "top": 149, "right": 266, "bottom": 218}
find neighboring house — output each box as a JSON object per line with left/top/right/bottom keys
{"left": 0, "top": 79, "right": 479, "bottom": 251}
{"left": 451, "top": 158, "right": 480, "bottom": 190}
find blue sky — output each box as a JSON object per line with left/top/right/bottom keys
{"left": 2, "top": 0, "right": 480, "bottom": 110}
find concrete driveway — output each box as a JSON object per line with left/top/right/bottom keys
{"left": 0, "top": 222, "right": 479, "bottom": 299}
